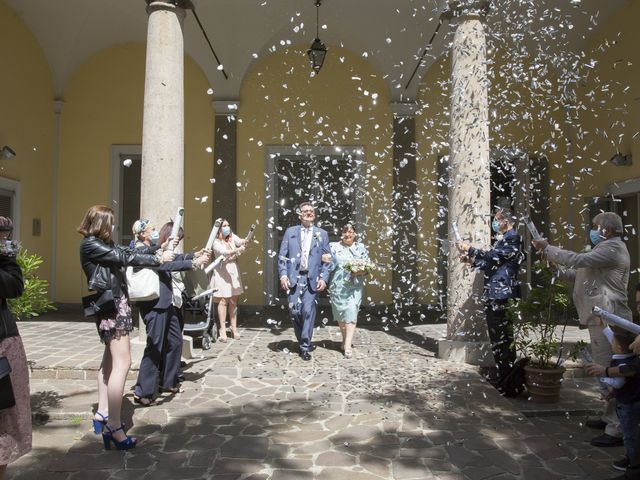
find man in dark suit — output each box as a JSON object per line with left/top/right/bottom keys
{"left": 278, "top": 202, "right": 331, "bottom": 361}
{"left": 458, "top": 209, "right": 525, "bottom": 392}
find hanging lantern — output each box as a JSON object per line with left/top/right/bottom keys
{"left": 307, "top": 0, "right": 327, "bottom": 74}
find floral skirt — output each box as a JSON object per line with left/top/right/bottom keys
{"left": 95, "top": 295, "right": 133, "bottom": 344}
{"left": 0, "top": 335, "right": 32, "bottom": 464}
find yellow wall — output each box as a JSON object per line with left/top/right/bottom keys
{"left": 0, "top": 1, "right": 54, "bottom": 283}
{"left": 552, "top": 0, "right": 640, "bottom": 249}
{"left": 237, "top": 46, "right": 394, "bottom": 305}
{"left": 56, "top": 43, "right": 214, "bottom": 302}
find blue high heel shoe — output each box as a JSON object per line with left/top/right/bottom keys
{"left": 102, "top": 424, "right": 137, "bottom": 451}
{"left": 93, "top": 413, "right": 126, "bottom": 435}
{"left": 92, "top": 412, "right": 108, "bottom": 434}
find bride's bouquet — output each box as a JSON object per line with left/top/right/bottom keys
{"left": 344, "top": 258, "right": 375, "bottom": 283}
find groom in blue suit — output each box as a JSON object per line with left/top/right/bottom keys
{"left": 278, "top": 202, "right": 331, "bottom": 360}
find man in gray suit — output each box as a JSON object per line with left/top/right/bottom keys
{"left": 533, "top": 211, "right": 630, "bottom": 447}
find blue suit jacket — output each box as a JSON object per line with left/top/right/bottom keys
{"left": 469, "top": 228, "right": 525, "bottom": 300}
{"left": 278, "top": 225, "right": 331, "bottom": 292}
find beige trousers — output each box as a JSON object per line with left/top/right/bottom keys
{"left": 588, "top": 324, "right": 622, "bottom": 438}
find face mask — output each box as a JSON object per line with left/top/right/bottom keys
{"left": 590, "top": 229, "right": 602, "bottom": 246}
{"left": 222, "top": 226, "right": 231, "bottom": 237}
{"left": 491, "top": 220, "right": 501, "bottom": 233}
{"left": 150, "top": 230, "right": 160, "bottom": 245}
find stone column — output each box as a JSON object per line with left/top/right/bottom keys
{"left": 140, "top": 0, "right": 187, "bottom": 225}
{"left": 438, "top": 0, "right": 493, "bottom": 365}
{"left": 391, "top": 102, "right": 419, "bottom": 319}
{"left": 212, "top": 100, "right": 239, "bottom": 227}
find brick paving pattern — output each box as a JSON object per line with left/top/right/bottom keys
{"left": 6, "top": 319, "right": 625, "bottom": 479}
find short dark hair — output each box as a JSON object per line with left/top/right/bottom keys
{"left": 613, "top": 327, "right": 636, "bottom": 352}
{"left": 77, "top": 205, "right": 114, "bottom": 242}
{"left": 341, "top": 223, "right": 356, "bottom": 234}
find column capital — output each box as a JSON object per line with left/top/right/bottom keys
{"left": 390, "top": 102, "right": 419, "bottom": 118}
{"left": 146, "top": 0, "right": 190, "bottom": 17}
{"left": 212, "top": 100, "right": 240, "bottom": 115}
{"left": 146, "top": 0, "right": 192, "bottom": 9}
{"left": 443, "top": 0, "right": 490, "bottom": 20}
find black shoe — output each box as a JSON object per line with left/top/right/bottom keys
{"left": 591, "top": 433, "right": 624, "bottom": 447}
{"left": 300, "top": 352, "right": 311, "bottom": 361}
{"left": 309, "top": 344, "right": 316, "bottom": 352}
{"left": 586, "top": 418, "right": 608, "bottom": 430}
{"left": 612, "top": 457, "right": 629, "bottom": 472}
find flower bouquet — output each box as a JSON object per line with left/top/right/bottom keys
{"left": 344, "top": 258, "right": 375, "bottom": 283}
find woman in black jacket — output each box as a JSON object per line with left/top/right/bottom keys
{"left": 0, "top": 217, "right": 30, "bottom": 479}
{"left": 78, "top": 205, "right": 174, "bottom": 450}
{"left": 132, "top": 220, "right": 210, "bottom": 405}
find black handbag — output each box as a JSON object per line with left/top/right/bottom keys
{"left": 0, "top": 355, "right": 16, "bottom": 409}
{"left": 82, "top": 290, "right": 117, "bottom": 317}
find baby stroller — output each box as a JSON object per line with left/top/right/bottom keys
{"left": 181, "top": 268, "right": 217, "bottom": 350}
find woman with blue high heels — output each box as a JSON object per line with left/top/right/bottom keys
{"left": 78, "top": 205, "right": 174, "bottom": 450}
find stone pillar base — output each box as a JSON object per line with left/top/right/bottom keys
{"left": 438, "top": 339, "right": 495, "bottom": 367}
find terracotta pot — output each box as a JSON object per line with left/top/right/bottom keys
{"left": 523, "top": 365, "right": 566, "bottom": 403}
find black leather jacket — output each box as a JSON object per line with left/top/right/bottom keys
{"left": 80, "top": 236, "right": 159, "bottom": 298}
{"left": 0, "top": 254, "right": 24, "bottom": 339}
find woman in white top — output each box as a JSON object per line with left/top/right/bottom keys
{"left": 212, "top": 219, "right": 246, "bottom": 342}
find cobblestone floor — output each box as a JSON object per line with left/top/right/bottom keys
{"left": 7, "top": 319, "right": 623, "bottom": 480}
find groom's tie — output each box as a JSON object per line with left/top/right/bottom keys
{"left": 300, "top": 227, "right": 311, "bottom": 271}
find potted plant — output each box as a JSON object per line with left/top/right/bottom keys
{"left": 507, "top": 260, "right": 576, "bottom": 402}
{"left": 8, "top": 249, "right": 55, "bottom": 320}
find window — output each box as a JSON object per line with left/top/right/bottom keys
{"left": 110, "top": 145, "right": 141, "bottom": 246}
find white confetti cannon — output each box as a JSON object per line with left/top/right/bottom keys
{"left": 592, "top": 306, "right": 640, "bottom": 335}
{"left": 204, "top": 254, "right": 225, "bottom": 275}
{"left": 205, "top": 218, "right": 223, "bottom": 250}
{"left": 245, "top": 223, "right": 256, "bottom": 243}
{"left": 168, "top": 207, "right": 185, "bottom": 251}
{"left": 451, "top": 220, "right": 462, "bottom": 242}
{"left": 522, "top": 215, "right": 542, "bottom": 241}
{"left": 192, "top": 287, "right": 218, "bottom": 301}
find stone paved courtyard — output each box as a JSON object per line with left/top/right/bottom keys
{"left": 5, "top": 317, "right": 626, "bottom": 480}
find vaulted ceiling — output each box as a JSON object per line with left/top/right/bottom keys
{"left": 4, "top": 0, "right": 628, "bottom": 101}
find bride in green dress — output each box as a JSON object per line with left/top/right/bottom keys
{"left": 328, "top": 224, "right": 370, "bottom": 359}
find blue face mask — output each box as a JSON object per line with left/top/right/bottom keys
{"left": 222, "top": 226, "right": 231, "bottom": 237}
{"left": 491, "top": 220, "right": 501, "bottom": 233}
{"left": 590, "top": 229, "right": 602, "bottom": 246}
{"left": 150, "top": 230, "right": 160, "bottom": 245}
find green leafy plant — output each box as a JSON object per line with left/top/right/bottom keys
{"left": 506, "top": 260, "right": 576, "bottom": 369}
{"left": 8, "top": 249, "right": 55, "bottom": 320}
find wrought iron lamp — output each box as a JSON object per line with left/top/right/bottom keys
{"left": 307, "top": 0, "right": 327, "bottom": 75}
